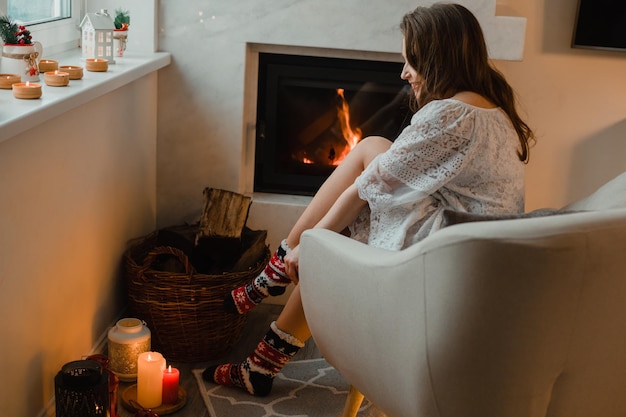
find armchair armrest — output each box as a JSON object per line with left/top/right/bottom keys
{"left": 299, "top": 229, "right": 436, "bottom": 416}
{"left": 297, "top": 214, "right": 609, "bottom": 417}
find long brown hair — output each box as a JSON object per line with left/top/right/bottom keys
{"left": 400, "top": 3, "right": 534, "bottom": 162}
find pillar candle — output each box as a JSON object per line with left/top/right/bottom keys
{"left": 137, "top": 352, "right": 166, "bottom": 408}
{"left": 162, "top": 365, "right": 180, "bottom": 404}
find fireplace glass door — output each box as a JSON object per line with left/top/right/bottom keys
{"left": 255, "top": 53, "right": 412, "bottom": 196}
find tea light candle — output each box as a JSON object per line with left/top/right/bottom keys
{"left": 137, "top": 352, "right": 166, "bottom": 408}
{"left": 0, "top": 73, "right": 20, "bottom": 89}
{"left": 44, "top": 70, "right": 70, "bottom": 87}
{"left": 39, "top": 59, "right": 59, "bottom": 73}
{"left": 85, "top": 58, "right": 108, "bottom": 72}
{"left": 59, "top": 65, "right": 83, "bottom": 80}
{"left": 12, "top": 81, "right": 42, "bottom": 99}
{"left": 162, "top": 365, "right": 180, "bottom": 405}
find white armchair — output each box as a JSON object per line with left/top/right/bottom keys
{"left": 299, "top": 172, "right": 626, "bottom": 417}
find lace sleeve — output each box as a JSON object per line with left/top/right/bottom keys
{"left": 356, "top": 100, "right": 478, "bottom": 211}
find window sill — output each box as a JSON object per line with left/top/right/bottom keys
{"left": 0, "top": 49, "right": 171, "bottom": 144}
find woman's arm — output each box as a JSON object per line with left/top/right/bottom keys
{"left": 284, "top": 183, "right": 367, "bottom": 282}
{"left": 313, "top": 183, "right": 367, "bottom": 232}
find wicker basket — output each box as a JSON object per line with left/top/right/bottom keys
{"left": 124, "top": 232, "right": 269, "bottom": 362}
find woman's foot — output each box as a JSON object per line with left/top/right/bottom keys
{"left": 202, "top": 321, "right": 304, "bottom": 396}
{"left": 224, "top": 240, "right": 292, "bottom": 314}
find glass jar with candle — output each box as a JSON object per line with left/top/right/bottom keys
{"left": 107, "top": 318, "right": 151, "bottom": 382}
{"left": 54, "top": 360, "right": 109, "bottom": 417}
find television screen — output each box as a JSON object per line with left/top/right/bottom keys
{"left": 572, "top": 0, "right": 626, "bottom": 51}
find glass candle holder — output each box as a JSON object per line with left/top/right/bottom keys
{"left": 107, "top": 318, "right": 151, "bottom": 382}
{"left": 54, "top": 360, "right": 109, "bottom": 417}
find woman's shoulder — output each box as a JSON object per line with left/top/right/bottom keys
{"left": 421, "top": 95, "right": 498, "bottom": 113}
{"left": 414, "top": 96, "right": 503, "bottom": 125}
{"left": 451, "top": 91, "right": 497, "bottom": 109}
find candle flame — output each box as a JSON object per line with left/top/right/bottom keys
{"left": 168, "top": 365, "right": 172, "bottom": 372}
{"left": 26, "top": 81, "right": 30, "bottom": 87}
{"left": 147, "top": 353, "right": 152, "bottom": 360}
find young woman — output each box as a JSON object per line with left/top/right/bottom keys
{"left": 204, "top": 2, "right": 534, "bottom": 396}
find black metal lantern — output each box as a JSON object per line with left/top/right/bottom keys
{"left": 54, "top": 359, "right": 109, "bottom": 417}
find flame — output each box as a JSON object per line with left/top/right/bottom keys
{"left": 293, "top": 88, "right": 362, "bottom": 167}
{"left": 331, "top": 88, "right": 362, "bottom": 166}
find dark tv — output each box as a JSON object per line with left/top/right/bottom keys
{"left": 572, "top": 0, "right": 626, "bottom": 51}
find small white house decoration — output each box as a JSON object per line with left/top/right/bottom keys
{"left": 80, "top": 10, "right": 115, "bottom": 63}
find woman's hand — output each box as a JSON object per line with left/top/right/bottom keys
{"left": 283, "top": 244, "right": 300, "bottom": 285}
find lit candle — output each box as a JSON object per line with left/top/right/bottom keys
{"left": 44, "top": 70, "right": 70, "bottom": 87}
{"left": 162, "top": 365, "right": 180, "bottom": 404}
{"left": 0, "top": 73, "right": 20, "bottom": 89}
{"left": 85, "top": 58, "right": 109, "bottom": 72}
{"left": 38, "top": 59, "right": 58, "bottom": 73}
{"left": 59, "top": 65, "right": 84, "bottom": 80}
{"left": 12, "top": 81, "right": 42, "bottom": 99}
{"left": 137, "top": 351, "right": 166, "bottom": 408}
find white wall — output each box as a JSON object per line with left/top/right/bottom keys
{"left": 496, "top": 0, "right": 626, "bottom": 209}
{"left": 0, "top": 75, "right": 158, "bottom": 417}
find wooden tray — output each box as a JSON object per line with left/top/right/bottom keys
{"left": 121, "top": 384, "right": 187, "bottom": 415}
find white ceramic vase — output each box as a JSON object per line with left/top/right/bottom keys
{"left": 0, "top": 41, "right": 43, "bottom": 82}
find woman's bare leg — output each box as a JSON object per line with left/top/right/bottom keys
{"left": 226, "top": 136, "right": 392, "bottom": 315}
{"left": 206, "top": 136, "right": 392, "bottom": 395}
{"left": 275, "top": 284, "right": 310, "bottom": 340}
{"left": 278, "top": 136, "right": 391, "bottom": 340}
{"left": 285, "top": 136, "right": 392, "bottom": 248}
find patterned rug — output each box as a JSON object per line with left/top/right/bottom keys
{"left": 193, "top": 358, "right": 386, "bottom": 417}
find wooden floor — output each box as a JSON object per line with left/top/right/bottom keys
{"left": 116, "top": 303, "right": 322, "bottom": 417}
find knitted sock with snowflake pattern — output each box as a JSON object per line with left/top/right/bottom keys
{"left": 224, "top": 240, "right": 292, "bottom": 314}
{"left": 202, "top": 321, "right": 304, "bottom": 396}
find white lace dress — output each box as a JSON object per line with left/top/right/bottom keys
{"left": 352, "top": 98, "right": 525, "bottom": 251}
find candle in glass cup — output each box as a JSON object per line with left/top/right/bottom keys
{"left": 12, "top": 81, "right": 42, "bottom": 99}
{"left": 44, "top": 70, "right": 70, "bottom": 87}
{"left": 85, "top": 58, "right": 108, "bottom": 72}
{"left": 162, "top": 365, "right": 180, "bottom": 404}
{"left": 39, "top": 59, "right": 58, "bottom": 73}
{"left": 137, "top": 352, "right": 166, "bottom": 408}
{"left": 59, "top": 65, "right": 84, "bottom": 80}
{"left": 0, "top": 74, "right": 20, "bottom": 89}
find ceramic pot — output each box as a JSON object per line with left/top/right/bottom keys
{"left": 107, "top": 318, "right": 151, "bottom": 382}
{"left": 1, "top": 42, "right": 43, "bottom": 82}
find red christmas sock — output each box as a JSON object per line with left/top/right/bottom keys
{"left": 224, "top": 240, "right": 292, "bottom": 314}
{"left": 202, "top": 321, "right": 304, "bottom": 396}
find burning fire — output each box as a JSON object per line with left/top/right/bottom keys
{"left": 331, "top": 88, "right": 362, "bottom": 166}
{"left": 294, "top": 88, "right": 362, "bottom": 167}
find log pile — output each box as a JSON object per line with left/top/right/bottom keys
{"left": 154, "top": 188, "right": 267, "bottom": 274}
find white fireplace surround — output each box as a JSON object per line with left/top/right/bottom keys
{"left": 241, "top": 0, "right": 526, "bottom": 195}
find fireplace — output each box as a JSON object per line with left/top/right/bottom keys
{"left": 254, "top": 52, "right": 412, "bottom": 196}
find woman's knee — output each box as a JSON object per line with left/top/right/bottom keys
{"left": 354, "top": 136, "right": 392, "bottom": 166}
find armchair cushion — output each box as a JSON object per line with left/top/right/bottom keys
{"left": 440, "top": 208, "right": 577, "bottom": 228}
